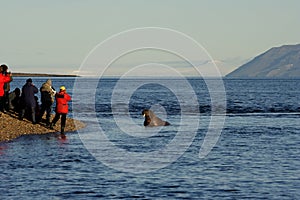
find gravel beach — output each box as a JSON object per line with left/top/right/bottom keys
{"left": 0, "top": 112, "right": 86, "bottom": 142}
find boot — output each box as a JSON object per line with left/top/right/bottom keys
{"left": 49, "top": 123, "right": 54, "bottom": 130}
{"left": 45, "top": 119, "right": 50, "bottom": 126}
{"left": 19, "top": 109, "right": 25, "bottom": 120}
{"left": 60, "top": 126, "right": 66, "bottom": 139}
{"left": 61, "top": 125, "right": 65, "bottom": 134}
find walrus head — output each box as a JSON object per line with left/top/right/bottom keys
{"left": 142, "top": 109, "right": 170, "bottom": 127}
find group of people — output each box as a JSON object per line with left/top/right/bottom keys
{"left": 0, "top": 64, "right": 72, "bottom": 135}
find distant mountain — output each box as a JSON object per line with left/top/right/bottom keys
{"left": 226, "top": 44, "right": 300, "bottom": 78}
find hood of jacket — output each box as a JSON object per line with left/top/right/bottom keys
{"left": 46, "top": 79, "right": 52, "bottom": 86}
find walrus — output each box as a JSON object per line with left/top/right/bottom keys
{"left": 142, "top": 109, "right": 170, "bottom": 127}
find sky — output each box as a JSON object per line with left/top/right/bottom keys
{"left": 1, "top": 0, "right": 300, "bottom": 76}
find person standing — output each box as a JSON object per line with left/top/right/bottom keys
{"left": 1, "top": 64, "right": 13, "bottom": 111}
{"left": 0, "top": 66, "right": 12, "bottom": 114}
{"left": 38, "top": 79, "right": 56, "bottom": 125}
{"left": 19, "top": 78, "right": 38, "bottom": 124}
{"left": 50, "top": 86, "right": 71, "bottom": 136}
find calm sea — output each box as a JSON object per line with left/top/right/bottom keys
{"left": 0, "top": 77, "right": 299, "bottom": 199}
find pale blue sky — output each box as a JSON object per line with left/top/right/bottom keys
{"left": 1, "top": 0, "right": 300, "bottom": 76}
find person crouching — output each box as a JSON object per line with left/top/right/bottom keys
{"left": 50, "top": 86, "right": 71, "bottom": 136}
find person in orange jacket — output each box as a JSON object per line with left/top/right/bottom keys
{"left": 50, "top": 86, "right": 71, "bottom": 136}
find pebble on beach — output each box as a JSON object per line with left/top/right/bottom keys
{"left": 0, "top": 112, "right": 86, "bottom": 142}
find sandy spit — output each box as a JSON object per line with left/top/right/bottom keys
{"left": 0, "top": 112, "right": 86, "bottom": 142}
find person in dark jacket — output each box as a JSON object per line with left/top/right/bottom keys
{"left": 19, "top": 78, "right": 39, "bottom": 124}
{"left": 38, "top": 79, "right": 56, "bottom": 125}
{"left": 50, "top": 86, "right": 71, "bottom": 136}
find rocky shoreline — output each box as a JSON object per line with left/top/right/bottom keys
{"left": 0, "top": 112, "right": 86, "bottom": 142}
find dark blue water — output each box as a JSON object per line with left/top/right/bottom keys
{"left": 0, "top": 78, "right": 300, "bottom": 199}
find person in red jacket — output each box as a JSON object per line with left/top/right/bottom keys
{"left": 0, "top": 66, "right": 12, "bottom": 114}
{"left": 50, "top": 86, "right": 71, "bottom": 136}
